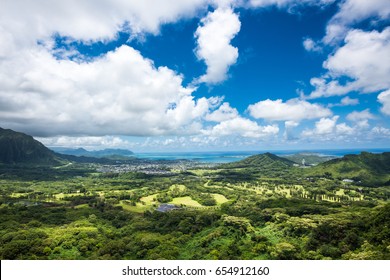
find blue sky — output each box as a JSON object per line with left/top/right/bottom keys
{"left": 0, "top": 0, "right": 390, "bottom": 152}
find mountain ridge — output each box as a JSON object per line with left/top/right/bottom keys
{"left": 311, "top": 151, "right": 390, "bottom": 186}
{"left": 0, "top": 127, "right": 62, "bottom": 165}
{"left": 52, "top": 147, "right": 134, "bottom": 158}
{"left": 221, "top": 152, "right": 295, "bottom": 169}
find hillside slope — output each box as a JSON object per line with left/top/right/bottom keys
{"left": 0, "top": 127, "right": 62, "bottom": 165}
{"left": 53, "top": 147, "right": 134, "bottom": 158}
{"left": 223, "top": 152, "right": 295, "bottom": 169}
{"left": 311, "top": 152, "right": 390, "bottom": 186}
{"left": 281, "top": 153, "right": 337, "bottom": 165}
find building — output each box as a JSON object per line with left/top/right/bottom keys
{"left": 156, "top": 203, "right": 181, "bottom": 213}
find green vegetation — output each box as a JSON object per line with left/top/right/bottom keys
{"left": 309, "top": 152, "right": 390, "bottom": 186}
{"left": 0, "top": 127, "right": 63, "bottom": 165}
{"left": 281, "top": 153, "right": 337, "bottom": 165}
{"left": 171, "top": 196, "right": 203, "bottom": 207}
{"left": 0, "top": 142, "right": 389, "bottom": 260}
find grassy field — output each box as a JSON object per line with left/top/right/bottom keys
{"left": 54, "top": 193, "right": 83, "bottom": 199}
{"left": 119, "top": 201, "right": 154, "bottom": 213}
{"left": 170, "top": 196, "right": 203, "bottom": 207}
{"left": 211, "top": 193, "right": 229, "bottom": 205}
{"left": 140, "top": 194, "right": 158, "bottom": 204}
{"left": 189, "top": 169, "right": 222, "bottom": 176}
{"left": 119, "top": 193, "right": 158, "bottom": 213}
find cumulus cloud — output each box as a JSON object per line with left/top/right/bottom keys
{"left": 1, "top": 0, "right": 389, "bottom": 150}
{"left": 323, "top": 0, "right": 390, "bottom": 44}
{"left": 285, "top": 121, "right": 299, "bottom": 128}
{"left": 340, "top": 96, "right": 359, "bottom": 106}
{"left": 0, "top": 0, "right": 208, "bottom": 45}
{"left": 302, "top": 116, "right": 356, "bottom": 139}
{"left": 247, "top": 98, "right": 332, "bottom": 121}
{"left": 371, "top": 126, "right": 390, "bottom": 137}
{"left": 346, "top": 109, "right": 375, "bottom": 122}
{"left": 314, "top": 116, "right": 339, "bottom": 135}
{"left": 335, "top": 123, "right": 355, "bottom": 135}
{"left": 378, "top": 89, "right": 390, "bottom": 116}
{"left": 249, "top": 0, "right": 335, "bottom": 10}
{"left": 329, "top": 96, "right": 360, "bottom": 107}
{"left": 303, "top": 38, "right": 322, "bottom": 52}
{"left": 310, "top": 28, "right": 390, "bottom": 99}
{"left": 0, "top": 0, "right": 229, "bottom": 139}
{"left": 194, "top": 7, "right": 241, "bottom": 84}
{"left": 205, "top": 102, "right": 239, "bottom": 122}
{"left": 36, "top": 136, "right": 132, "bottom": 149}
{"left": 0, "top": 44, "right": 213, "bottom": 137}
{"left": 299, "top": 114, "right": 386, "bottom": 143}
{"left": 203, "top": 117, "right": 279, "bottom": 138}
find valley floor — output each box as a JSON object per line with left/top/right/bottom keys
{"left": 0, "top": 162, "right": 389, "bottom": 260}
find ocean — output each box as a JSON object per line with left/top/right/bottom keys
{"left": 134, "top": 148, "right": 390, "bottom": 163}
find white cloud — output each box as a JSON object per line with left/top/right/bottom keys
{"left": 0, "top": 0, "right": 209, "bottom": 45}
{"left": 1, "top": 0, "right": 388, "bottom": 150}
{"left": 0, "top": 44, "right": 214, "bottom": 137}
{"left": 300, "top": 115, "right": 381, "bottom": 142}
{"left": 378, "top": 89, "right": 390, "bottom": 116}
{"left": 36, "top": 135, "right": 132, "bottom": 149}
{"left": 346, "top": 109, "right": 375, "bottom": 122}
{"left": 302, "top": 116, "right": 339, "bottom": 137}
{"left": 285, "top": 121, "right": 299, "bottom": 128}
{"left": 203, "top": 117, "right": 279, "bottom": 138}
{"left": 309, "top": 77, "right": 351, "bottom": 98}
{"left": 194, "top": 7, "right": 241, "bottom": 84}
{"left": 301, "top": 116, "right": 358, "bottom": 142}
{"left": 340, "top": 96, "right": 359, "bottom": 106}
{"left": 329, "top": 96, "right": 360, "bottom": 107}
{"left": 310, "top": 28, "right": 390, "bottom": 98}
{"left": 303, "top": 38, "right": 322, "bottom": 52}
{"left": 324, "top": 0, "right": 390, "bottom": 44}
{"left": 335, "top": 123, "right": 355, "bottom": 135}
{"left": 247, "top": 98, "right": 332, "bottom": 121}
{"left": 371, "top": 126, "right": 390, "bottom": 136}
{"left": 249, "top": 0, "right": 335, "bottom": 10}
{"left": 315, "top": 116, "right": 339, "bottom": 135}
{"left": 357, "top": 120, "right": 370, "bottom": 129}
{"left": 166, "top": 96, "right": 210, "bottom": 128}
{"left": 205, "top": 102, "right": 239, "bottom": 122}
{"left": 0, "top": 0, "right": 226, "bottom": 139}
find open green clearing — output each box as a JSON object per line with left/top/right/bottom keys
{"left": 212, "top": 193, "right": 229, "bottom": 204}
{"left": 170, "top": 196, "right": 203, "bottom": 207}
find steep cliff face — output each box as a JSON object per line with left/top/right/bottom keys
{"left": 0, "top": 127, "right": 60, "bottom": 165}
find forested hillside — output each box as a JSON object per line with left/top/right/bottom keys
{"left": 0, "top": 130, "right": 389, "bottom": 260}
{"left": 0, "top": 128, "right": 62, "bottom": 165}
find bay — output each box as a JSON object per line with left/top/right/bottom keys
{"left": 134, "top": 148, "right": 390, "bottom": 163}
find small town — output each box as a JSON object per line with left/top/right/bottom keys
{"left": 95, "top": 160, "right": 217, "bottom": 175}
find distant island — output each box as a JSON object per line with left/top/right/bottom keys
{"left": 52, "top": 147, "right": 134, "bottom": 158}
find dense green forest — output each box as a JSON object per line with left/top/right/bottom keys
{"left": 1, "top": 127, "right": 389, "bottom": 260}
{"left": 1, "top": 151, "right": 389, "bottom": 260}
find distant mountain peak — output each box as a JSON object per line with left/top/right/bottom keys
{"left": 51, "top": 147, "right": 134, "bottom": 158}
{"left": 222, "top": 152, "right": 295, "bottom": 169}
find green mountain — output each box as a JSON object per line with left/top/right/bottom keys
{"left": 52, "top": 147, "right": 134, "bottom": 158}
{"left": 281, "top": 153, "right": 338, "bottom": 165}
{"left": 215, "top": 153, "right": 296, "bottom": 182}
{"left": 311, "top": 152, "right": 390, "bottom": 186}
{"left": 0, "top": 127, "right": 62, "bottom": 165}
{"left": 222, "top": 152, "right": 295, "bottom": 169}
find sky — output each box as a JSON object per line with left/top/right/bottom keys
{"left": 0, "top": 0, "right": 390, "bottom": 152}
